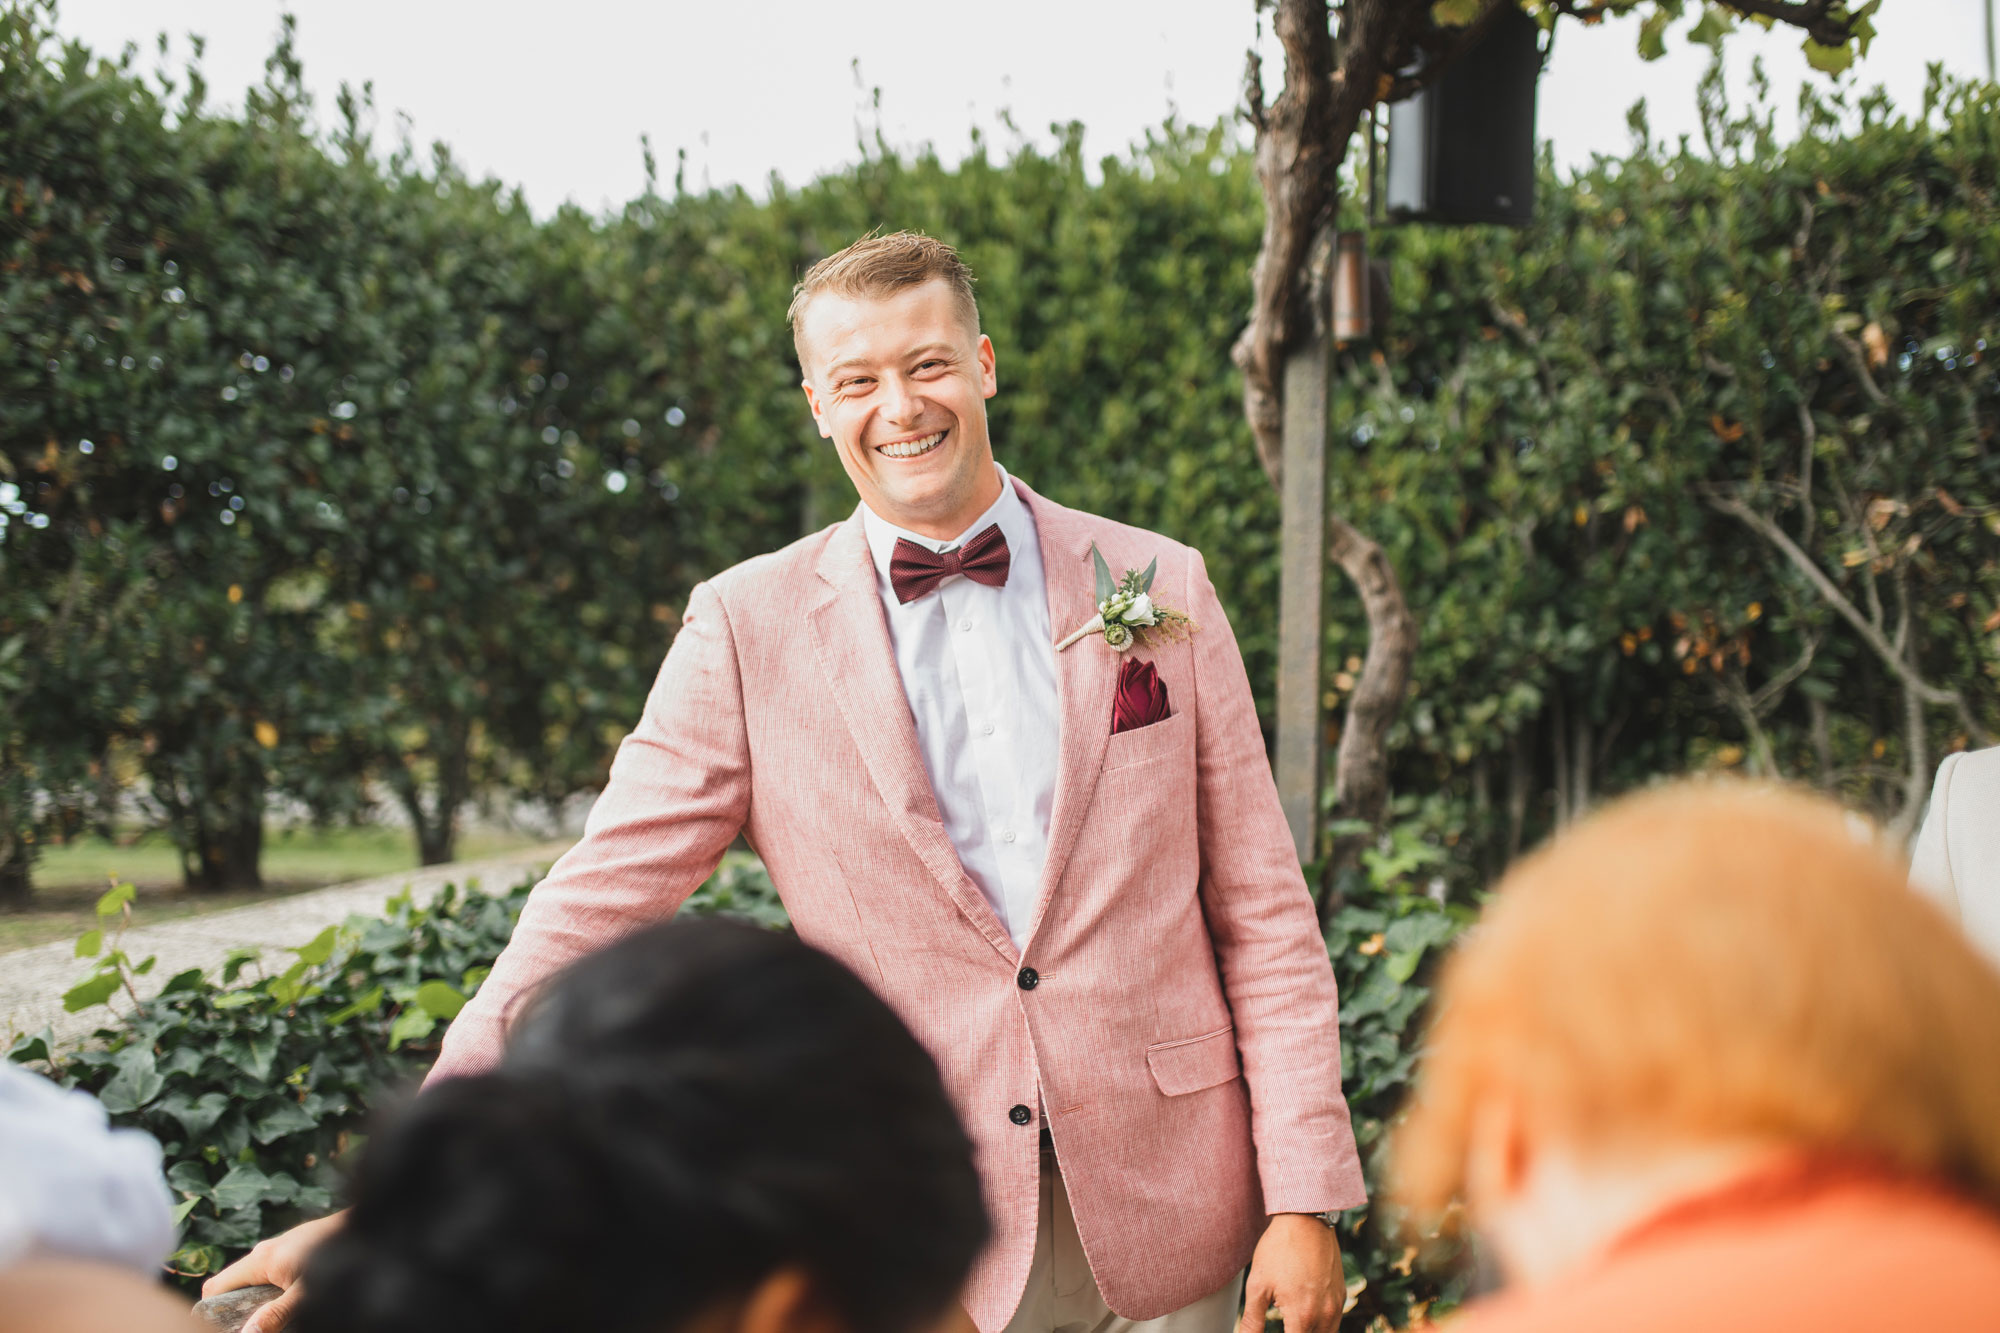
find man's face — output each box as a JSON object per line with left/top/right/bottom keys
{"left": 799, "top": 280, "right": 1000, "bottom": 541}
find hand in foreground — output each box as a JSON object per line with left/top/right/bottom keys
{"left": 201, "top": 1210, "right": 347, "bottom": 1333}
{"left": 1238, "top": 1213, "right": 1347, "bottom": 1333}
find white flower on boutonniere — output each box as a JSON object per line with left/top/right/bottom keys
{"left": 1056, "top": 544, "right": 1198, "bottom": 653}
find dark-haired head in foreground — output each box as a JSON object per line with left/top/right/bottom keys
{"left": 292, "top": 918, "right": 988, "bottom": 1333}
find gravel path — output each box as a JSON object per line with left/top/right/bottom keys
{"left": 0, "top": 846, "right": 568, "bottom": 1050}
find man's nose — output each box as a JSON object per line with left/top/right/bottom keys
{"left": 879, "top": 375, "right": 921, "bottom": 423}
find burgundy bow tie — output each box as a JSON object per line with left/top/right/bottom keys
{"left": 889, "top": 524, "right": 1012, "bottom": 604}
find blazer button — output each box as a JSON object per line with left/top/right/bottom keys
{"left": 1009, "top": 1104, "right": 1033, "bottom": 1126}
{"left": 1017, "top": 967, "right": 1039, "bottom": 990}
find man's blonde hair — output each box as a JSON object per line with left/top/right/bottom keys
{"left": 788, "top": 231, "right": 979, "bottom": 373}
{"left": 1394, "top": 780, "right": 2000, "bottom": 1221}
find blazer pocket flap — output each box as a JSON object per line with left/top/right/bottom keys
{"left": 1146, "top": 1025, "right": 1241, "bottom": 1096}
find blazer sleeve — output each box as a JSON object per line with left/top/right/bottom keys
{"left": 1186, "top": 548, "right": 1367, "bottom": 1215}
{"left": 425, "top": 580, "right": 753, "bottom": 1085}
{"left": 1910, "top": 751, "right": 1962, "bottom": 922}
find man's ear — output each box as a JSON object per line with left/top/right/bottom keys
{"left": 800, "top": 379, "right": 833, "bottom": 440}
{"left": 735, "top": 1268, "right": 845, "bottom": 1333}
{"left": 976, "top": 334, "right": 997, "bottom": 400}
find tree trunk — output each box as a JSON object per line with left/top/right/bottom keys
{"left": 189, "top": 798, "right": 264, "bottom": 891}
{"left": 393, "top": 727, "right": 472, "bottom": 867}
{"left": 417, "top": 815, "right": 456, "bottom": 867}
{"left": 1319, "top": 512, "right": 1419, "bottom": 917}
{"left": 0, "top": 840, "right": 31, "bottom": 909}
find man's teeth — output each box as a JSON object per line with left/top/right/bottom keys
{"left": 879, "top": 432, "right": 944, "bottom": 459}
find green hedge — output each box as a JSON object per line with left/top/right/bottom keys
{"left": 1327, "top": 71, "right": 2000, "bottom": 877}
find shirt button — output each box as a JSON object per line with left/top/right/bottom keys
{"left": 959, "top": 619, "right": 973, "bottom": 632}
{"left": 982, "top": 723, "right": 995, "bottom": 736}
{"left": 1001, "top": 829, "right": 1017, "bottom": 843}
{"left": 1017, "top": 967, "right": 1039, "bottom": 990}
{"left": 1009, "top": 1104, "right": 1033, "bottom": 1126}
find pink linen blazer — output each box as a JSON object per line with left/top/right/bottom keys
{"left": 426, "top": 477, "right": 1366, "bottom": 1329}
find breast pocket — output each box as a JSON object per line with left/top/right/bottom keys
{"left": 1103, "top": 707, "right": 1192, "bottom": 772}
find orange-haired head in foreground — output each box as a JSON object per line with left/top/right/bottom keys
{"left": 1394, "top": 780, "right": 2000, "bottom": 1249}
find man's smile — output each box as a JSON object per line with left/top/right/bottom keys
{"left": 875, "top": 429, "right": 946, "bottom": 460}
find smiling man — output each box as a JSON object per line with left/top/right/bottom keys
{"left": 207, "top": 232, "right": 1364, "bottom": 1333}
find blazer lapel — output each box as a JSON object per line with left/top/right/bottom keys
{"left": 807, "top": 512, "right": 1017, "bottom": 961}
{"left": 1017, "top": 482, "right": 1120, "bottom": 935}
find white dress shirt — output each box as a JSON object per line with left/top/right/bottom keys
{"left": 861, "top": 464, "right": 1061, "bottom": 951}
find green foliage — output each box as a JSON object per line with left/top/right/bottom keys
{"left": 1318, "top": 814, "right": 1475, "bottom": 1328}
{"left": 1329, "top": 68, "right": 2000, "bottom": 870}
{"left": 5, "top": 853, "right": 783, "bottom": 1287}
{"left": 12, "top": 878, "right": 531, "bottom": 1278}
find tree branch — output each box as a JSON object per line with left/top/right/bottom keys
{"left": 1708, "top": 490, "right": 1992, "bottom": 747}
{"left": 1717, "top": 0, "right": 1860, "bottom": 47}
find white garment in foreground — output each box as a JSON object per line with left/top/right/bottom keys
{"left": 1910, "top": 745, "right": 2000, "bottom": 969}
{"left": 0, "top": 1062, "right": 175, "bottom": 1275}
{"left": 1004, "top": 1150, "right": 1245, "bottom": 1333}
{"left": 861, "top": 463, "right": 1061, "bottom": 951}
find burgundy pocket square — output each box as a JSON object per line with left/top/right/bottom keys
{"left": 1112, "top": 658, "right": 1172, "bottom": 735}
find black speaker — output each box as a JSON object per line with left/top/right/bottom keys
{"left": 1385, "top": 6, "right": 1542, "bottom": 227}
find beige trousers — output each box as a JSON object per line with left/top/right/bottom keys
{"left": 1002, "top": 1150, "right": 1245, "bottom": 1333}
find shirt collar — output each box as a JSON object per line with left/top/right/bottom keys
{"left": 860, "top": 463, "right": 1025, "bottom": 586}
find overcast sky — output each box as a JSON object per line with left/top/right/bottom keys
{"left": 45, "top": 0, "right": 2000, "bottom": 217}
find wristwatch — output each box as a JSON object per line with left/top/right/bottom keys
{"left": 1314, "top": 1211, "right": 1342, "bottom": 1228}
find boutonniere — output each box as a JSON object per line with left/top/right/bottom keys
{"left": 1055, "top": 544, "right": 1198, "bottom": 653}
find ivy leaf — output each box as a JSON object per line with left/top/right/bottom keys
{"left": 324, "top": 985, "right": 383, "bottom": 1026}
{"left": 1090, "top": 543, "right": 1115, "bottom": 603}
{"left": 98, "top": 1044, "right": 166, "bottom": 1113}
{"left": 159, "top": 1090, "right": 231, "bottom": 1138}
{"left": 414, "top": 980, "right": 467, "bottom": 1020}
{"left": 204, "top": 1205, "right": 265, "bottom": 1249}
{"left": 221, "top": 1030, "right": 279, "bottom": 1082}
{"left": 166, "top": 1160, "right": 213, "bottom": 1200}
{"left": 74, "top": 929, "right": 103, "bottom": 959}
{"left": 95, "top": 881, "right": 135, "bottom": 918}
{"left": 62, "top": 970, "right": 121, "bottom": 1013}
{"left": 293, "top": 926, "right": 338, "bottom": 967}
{"left": 387, "top": 1006, "right": 436, "bottom": 1051}
{"left": 267, "top": 960, "right": 310, "bottom": 1007}
{"left": 169, "top": 1197, "right": 200, "bottom": 1228}
{"left": 157, "top": 1045, "right": 203, "bottom": 1079}
{"left": 7, "top": 1028, "right": 54, "bottom": 1065}
{"left": 221, "top": 947, "right": 261, "bottom": 985}
{"left": 211, "top": 1162, "right": 273, "bottom": 1211}
{"left": 158, "top": 967, "right": 208, "bottom": 997}
{"left": 251, "top": 1100, "right": 318, "bottom": 1145}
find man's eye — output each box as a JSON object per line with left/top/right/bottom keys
{"left": 915, "top": 360, "right": 943, "bottom": 372}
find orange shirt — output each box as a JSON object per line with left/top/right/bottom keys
{"left": 1448, "top": 1158, "right": 2000, "bottom": 1332}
